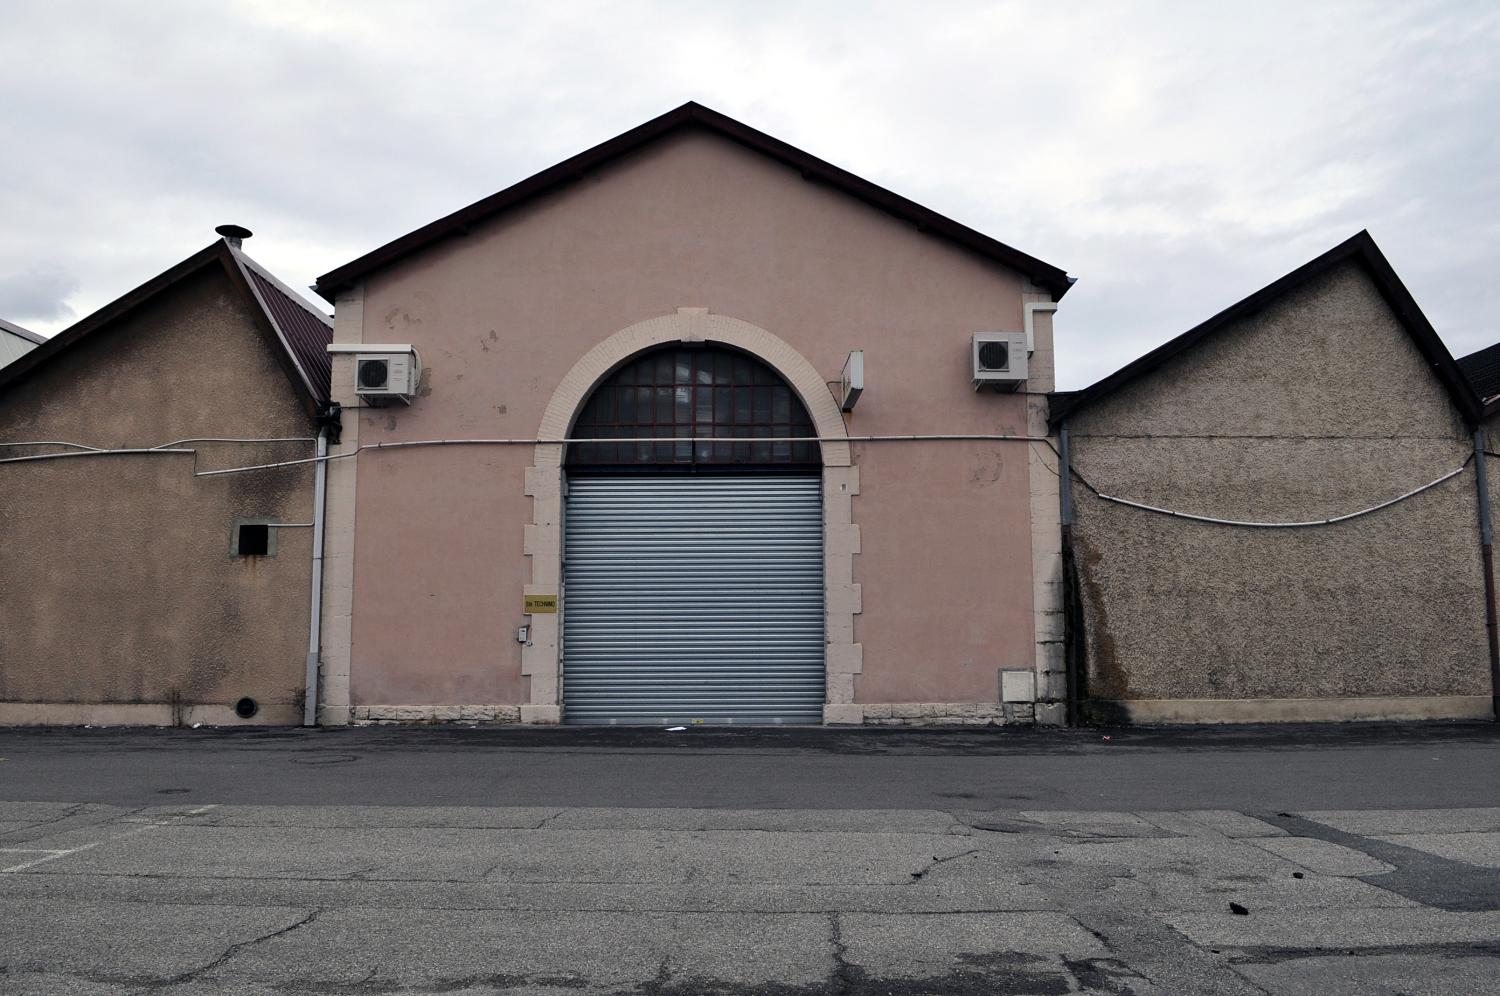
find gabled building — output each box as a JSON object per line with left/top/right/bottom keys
{"left": 1053, "top": 232, "right": 1495, "bottom": 723}
{"left": 0, "top": 232, "right": 333, "bottom": 725}
{"left": 310, "top": 102, "right": 1073, "bottom": 726}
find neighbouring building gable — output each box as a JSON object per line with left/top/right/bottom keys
{"left": 1060, "top": 235, "right": 1489, "bottom": 711}
{"left": 1064, "top": 256, "right": 1473, "bottom": 441}
{"left": 0, "top": 262, "right": 313, "bottom": 446}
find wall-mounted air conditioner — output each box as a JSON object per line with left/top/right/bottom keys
{"left": 355, "top": 351, "right": 419, "bottom": 405}
{"left": 971, "top": 332, "right": 1028, "bottom": 391}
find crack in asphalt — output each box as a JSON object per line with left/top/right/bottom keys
{"left": 165, "top": 909, "right": 321, "bottom": 985}
{"left": 0, "top": 802, "right": 89, "bottom": 840}
{"left": 827, "top": 912, "right": 853, "bottom": 995}
{"left": 908, "top": 848, "right": 982, "bottom": 882}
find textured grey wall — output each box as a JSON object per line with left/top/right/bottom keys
{"left": 0, "top": 265, "right": 316, "bottom": 716}
{"left": 1066, "top": 261, "right": 1489, "bottom": 708}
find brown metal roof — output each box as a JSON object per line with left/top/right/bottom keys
{"left": 0, "top": 240, "right": 333, "bottom": 414}
{"left": 316, "top": 101, "right": 1073, "bottom": 300}
{"left": 231, "top": 247, "right": 334, "bottom": 405}
{"left": 1051, "top": 231, "right": 1483, "bottom": 426}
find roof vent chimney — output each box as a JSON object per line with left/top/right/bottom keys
{"left": 215, "top": 224, "right": 253, "bottom": 249}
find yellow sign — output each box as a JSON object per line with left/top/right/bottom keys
{"left": 524, "top": 594, "right": 558, "bottom": 614}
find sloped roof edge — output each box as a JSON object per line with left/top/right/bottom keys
{"left": 0, "top": 317, "right": 46, "bottom": 345}
{"left": 1050, "top": 231, "right": 1482, "bottom": 426}
{"left": 229, "top": 245, "right": 334, "bottom": 406}
{"left": 0, "top": 241, "right": 332, "bottom": 414}
{"left": 315, "top": 101, "right": 1073, "bottom": 300}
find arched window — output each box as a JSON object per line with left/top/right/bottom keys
{"left": 567, "top": 345, "right": 819, "bottom": 467}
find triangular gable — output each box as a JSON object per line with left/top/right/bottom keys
{"left": 0, "top": 241, "right": 333, "bottom": 415}
{"left": 1051, "top": 231, "right": 1481, "bottom": 426}
{"left": 315, "top": 101, "right": 1072, "bottom": 301}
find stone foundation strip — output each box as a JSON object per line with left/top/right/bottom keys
{"left": 350, "top": 703, "right": 1038, "bottom": 726}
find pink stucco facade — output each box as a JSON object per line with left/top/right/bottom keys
{"left": 333, "top": 129, "right": 1053, "bottom": 719}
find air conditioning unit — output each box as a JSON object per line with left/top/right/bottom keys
{"left": 972, "top": 332, "right": 1028, "bottom": 391}
{"left": 355, "top": 352, "right": 419, "bottom": 405}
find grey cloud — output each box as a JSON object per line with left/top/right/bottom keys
{"left": 0, "top": 0, "right": 1494, "bottom": 382}
{"left": 0, "top": 263, "right": 79, "bottom": 324}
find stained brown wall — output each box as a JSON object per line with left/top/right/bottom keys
{"left": 1064, "top": 261, "right": 1489, "bottom": 719}
{"left": 0, "top": 265, "right": 317, "bottom": 721}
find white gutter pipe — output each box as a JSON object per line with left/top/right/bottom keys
{"left": 303, "top": 428, "right": 329, "bottom": 727}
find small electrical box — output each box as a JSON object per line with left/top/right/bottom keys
{"left": 1000, "top": 669, "right": 1036, "bottom": 703}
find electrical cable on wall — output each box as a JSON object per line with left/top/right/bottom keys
{"left": 1068, "top": 454, "right": 1474, "bottom": 529}
{"left": 0, "top": 437, "right": 317, "bottom": 470}
{"left": 0, "top": 432, "right": 1056, "bottom": 472}
{"left": 3, "top": 433, "right": 1476, "bottom": 530}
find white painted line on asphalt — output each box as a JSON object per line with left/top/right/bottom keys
{"left": 1, "top": 804, "right": 223, "bottom": 873}
{"left": 0, "top": 844, "right": 98, "bottom": 873}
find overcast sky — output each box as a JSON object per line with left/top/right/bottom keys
{"left": 1, "top": 0, "right": 1495, "bottom": 389}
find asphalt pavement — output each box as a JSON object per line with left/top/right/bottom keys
{"left": 2, "top": 721, "right": 1500, "bottom": 810}
{"left": 3, "top": 722, "right": 1500, "bottom": 993}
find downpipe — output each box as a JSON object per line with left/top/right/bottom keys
{"left": 303, "top": 428, "right": 329, "bottom": 727}
{"left": 1058, "top": 423, "right": 1081, "bottom": 727}
{"left": 1473, "top": 429, "right": 1500, "bottom": 722}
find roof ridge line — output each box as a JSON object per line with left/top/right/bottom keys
{"left": 315, "top": 101, "right": 1072, "bottom": 299}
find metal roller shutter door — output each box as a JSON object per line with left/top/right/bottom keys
{"left": 563, "top": 475, "right": 825, "bottom": 725}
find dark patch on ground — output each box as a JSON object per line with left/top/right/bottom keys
{"left": 1224, "top": 939, "right": 1500, "bottom": 965}
{"left": 1260, "top": 812, "right": 1500, "bottom": 912}
{"left": 610, "top": 950, "right": 1087, "bottom": 996}
{"left": 14, "top": 952, "right": 1148, "bottom": 996}
{"left": 4, "top": 720, "right": 1498, "bottom": 757}
{"left": 269, "top": 972, "right": 591, "bottom": 993}
{"left": 289, "top": 753, "right": 358, "bottom": 765}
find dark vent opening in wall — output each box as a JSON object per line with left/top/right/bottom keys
{"left": 234, "top": 697, "right": 259, "bottom": 719}
{"left": 238, "top": 523, "right": 269, "bottom": 556}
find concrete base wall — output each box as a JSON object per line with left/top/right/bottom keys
{"left": 1090, "top": 695, "right": 1494, "bottom": 725}
{"left": 0, "top": 702, "right": 302, "bottom": 727}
